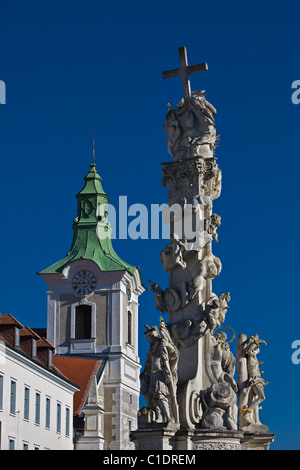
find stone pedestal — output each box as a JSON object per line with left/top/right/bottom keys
{"left": 191, "top": 430, "right": 243, "bottom": 450}
{"left": 76, "top": 406, "right": 105, "bottom": 450}
{"left": 76, "top": 435, "right": 105, "bottom": 450}
{"left": 132, "top": 428, "right": 274, "bottom": 451}
{"left": 131, "top": 427, "right": 178, "bottom": 451}
{"left": 241, "top": 431, "right": 275, "bottom": 450}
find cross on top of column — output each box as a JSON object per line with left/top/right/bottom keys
{"left": 162, "top": 47, "right": 208, "bottom": 101}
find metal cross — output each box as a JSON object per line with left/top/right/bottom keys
{"left": 162, "top": 47, "right": 208, "bottom": 101}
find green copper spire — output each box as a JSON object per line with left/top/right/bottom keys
{"left": 39, "top": 163, "right": 138, "bottom": 277}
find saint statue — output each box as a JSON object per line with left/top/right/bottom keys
{"left": 140, "top": 318, "right": 179, "bottom": 427}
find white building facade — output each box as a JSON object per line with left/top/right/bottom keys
{"left": 0, "top": 332, "right": 79, "bottom": 450}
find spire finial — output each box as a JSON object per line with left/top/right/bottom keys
{"left": 93, "top": 135, "right": 95, "bottom": 163}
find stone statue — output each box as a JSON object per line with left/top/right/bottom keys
{"left": 149, "top": 281, "right": 165, "bottom": 314}
{"left": 219, "top": 293, "right": 231, "bottom": 323}
{"left": 201, "top": 253, "right": 222, "bottom": 282}
{"left": 163, "top": 91, "right": 217, "bottom": 161}
{"left": 211, "top": 331, "right": 237, "bottom": 391}
{"left": 187, "top": 273, "right": 206, "bottom": 302}
{"left": 160, "top": 234, "right": 187, "bottom": 272}
{"left": 204, "top": 292, "right": 230, "bottom": 332}
{"left": 150, "top": 274, "right": 205, "bottom": 315}
{"left": 237, "top": 334, "right": 268, "bottom": 431}
{"left": 200, "top": 330, "right": 238, "bottom": 431}
{"left": 200, "top": 381, "right": 237, "bottom": 431}
{"left": 205, "top": 213, "right": 221, "bottom": 243}
{"left": 139, "top": 319, "right": 179, "bottom": 428}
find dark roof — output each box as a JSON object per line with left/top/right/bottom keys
{"left": 0, "top": 313, "right": 78, "bottom": 389}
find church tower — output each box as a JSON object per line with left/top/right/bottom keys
{"left": 38, "top": 160, "right": 145, "bottom": 449}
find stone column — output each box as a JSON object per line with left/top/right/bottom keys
{"left": 159, "top": 93, "right": 237, "bottom": 433}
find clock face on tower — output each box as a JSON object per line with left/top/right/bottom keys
{"left": 72, "top": 270, "right": 96, "bottom": 296}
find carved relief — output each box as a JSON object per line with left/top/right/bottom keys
{"left": 162, "top": 157, "right": 221, "bottom": 206}
{"left": 169, "top": 311, "right": 208, "bottom": 348}
{"left": 193, "top": 442, "right": 240, "bottom": 450}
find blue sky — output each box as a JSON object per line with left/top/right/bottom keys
{"left": 1, "top": 0, "right": 300, "bottom": 449}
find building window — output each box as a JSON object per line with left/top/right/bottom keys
{"left": 49, "top": 350, "right": 52, "bottom": 368}
{"left": 129, "top": 394, "right": 133, "bottom": 405}
{"left": 75, "top": 305, "right": 92, "bottom": 339}
{"left": 9, "top": 438, "right": 15, "bottom": 450}
{"left": 66, "top": 407, "right": 70, "bottom": 436}
{"left": 23, "top": 442, "right": 29, "bottom": 450}
{"left": 56, "top": 403, "right": 61, "bottom": 433}
{"left": 127, "top": 311, "right": 133, "bottom": 346}
{"left": 10, "top": 380, "right": 16, "bottom": 415}
{"left": 45, "top": 397, "right": 51, "bottom": 429}
{"left": 0, "top": 375, "right": 3, "bottom": 410}
{"left": 35, "top": 392, "right": 41, "bottom": 425}
{"left": 24, "top": 387, "right": 30, "bottom": 420}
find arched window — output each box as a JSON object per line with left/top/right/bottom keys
{"left": 127, "top": 311, "right": 133, "bottom": 346}
{"left": 75, "top": 304, "right": 92, "bottom": 339}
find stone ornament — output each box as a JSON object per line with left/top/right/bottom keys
{"left": 162, "top": 157, "right": 222, "bottom": 208}
{"left": 193, "top": 442, "right": 241, "bottom": 450}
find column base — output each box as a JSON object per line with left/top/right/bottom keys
{"left": 132, "top": 427, "right": 275, "bottom": 450}
{"left": 131, "top": 427, "right": 178, "bottom": 450}
{"left": 241, "top": 432, "right": 275, "bottom": 450}
{"left": 76, "top": 435, "right": 105, "bottom": 450}
{"left": 191, "top": 429, "right": 244, "bottom": 450}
